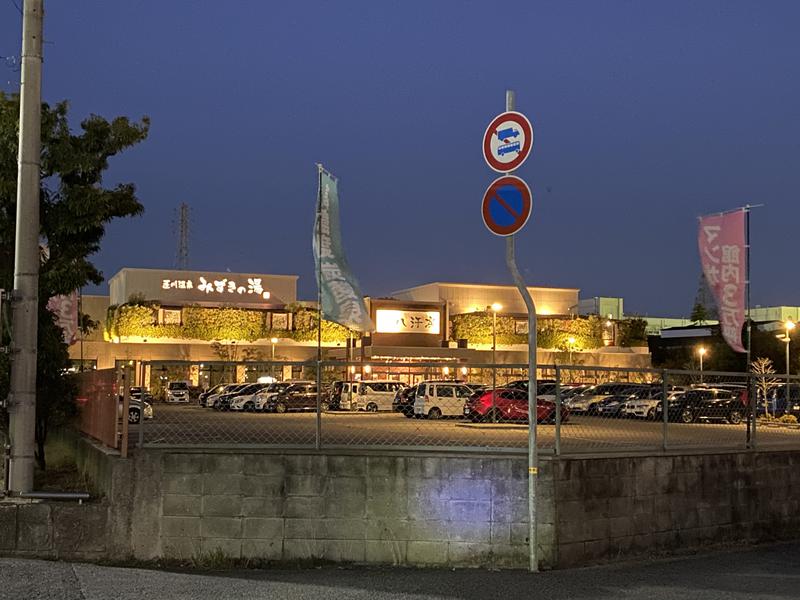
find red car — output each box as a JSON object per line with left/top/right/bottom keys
{"left": 463, "top": 388, "right": 570, "bottom": 423}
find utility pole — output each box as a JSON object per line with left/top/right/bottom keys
{"left": 8, "top": 0, "right": 44, "bottom": 494}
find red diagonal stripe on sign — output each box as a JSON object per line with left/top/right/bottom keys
{"left": 492, "top": 193, "right": 520, "bottom": 219}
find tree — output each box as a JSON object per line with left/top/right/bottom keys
{"left": 0, "top": 92, "right": 149, "bottom": 469}
{"left": 618, "top": 317, "right": 648, "bottom": 347}
{"left": 692, "top": 273, "right": 718, "bottom": 321}
{"left": 690, "top": 301, "right": 710, "bottom": 324}
{"left": 750, "top": 357, "right": 778, "bottom": 417}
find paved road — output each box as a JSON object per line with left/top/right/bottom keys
{"left": 2, "top": 542, "right": 798, "bottom": 599}
{"left": 132, "top": 404, "right": 800, "bottom": 453}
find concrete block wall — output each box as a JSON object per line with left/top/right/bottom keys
{"left": 151, "top": 452, "right": 554, "bottom": 569}
{"left": 0, "top": 501, "right": 109, "bottom": 560}
{"left": 552, "top": 451, "right": 800, "bottom": 567}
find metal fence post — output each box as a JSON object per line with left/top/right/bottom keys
{"left": 138, "top": 361, "right": 146, "bottom": 449}
{"left": 554, "top": 365, "right": 561, "bottom": 456}
{"left": 749, "top": 372, "right": 757, "bottom": 450}
{"left": 662, "top": 369, "right": 668, "bottom": 451}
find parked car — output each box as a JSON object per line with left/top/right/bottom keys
{"left": 118, "top": 395, "right": 154, "bottom": 424}
{"left": 253, "top": 381, "right": 306, "bottom": 411}
{"left": 215, "top": 383, "right": 267, "bottom": 411}
{"left": 228, "top": 382, "right": 273, "bottom": 411}
{"left": 392, "top": 384, "right": 420, "bottom": 417}
{"left": 263, "top": 382, "right": 327, "bottom": 413}
{"left": 203, "top": 383, "right": 247, "bottom": 408}
{"left": 566, "top": 383, "right": 651, "bottom": 415}
{"left": 654, "top": 387, "right": 747, "bottom": 424}
{"left": 357, "top": 380, "right": 405, "bottom": 412}
{"left": 199, "top": 383, "right": 229, "bottom": 406}
{"left": 621, "top": 387, "right": 684, "bottom": 419}
{"left": 505, "top": 379, "right": 556, "bottom": 392}
{"left": 165, "top": 380, "right": 191, "bottom": 403}
{"left": 413, "top": 381, "right": 474, "bottom": 419}
{"left": 758, "top": 383, "right": 800, "bottom": 417}
{"left": 329, "top": 381, "right": 360, "bottom": 411}
{"left": 463, "top": 388, "right": 570, "bottom": 423}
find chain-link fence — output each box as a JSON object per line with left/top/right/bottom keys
{"left": 118, "top": 360, "right": 800, "bottom": 455}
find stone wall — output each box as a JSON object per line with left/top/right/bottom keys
{"left": 6, "top": 437, "right": 800, "bottom": 569}
{"left": 142, "top": 451, "right": 554, "bottom": 569}
{"left": 0, "top": 501, "right": 109, "bottom": 560}
{"left": 552, "top": 451, "right": 800, "bottom": 567}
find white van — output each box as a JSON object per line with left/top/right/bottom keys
{"left": 413, "top": 381, "right": 474, "bottom": 419}
{"left": 166, "top": 380, "right": 190, "bottom": 403}
{"left": 358, "top": 380, "right": 405, "bottom": 412}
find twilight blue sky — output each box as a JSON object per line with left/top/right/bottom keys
{"left": 2, "top": 1, "right": 799, "bottom": 316}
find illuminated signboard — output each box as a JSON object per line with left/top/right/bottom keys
{"left": 161, "top": 276, "right": 271, "bottom": 300}
{"left": 375, "top": 309, "right": 440, "bottom": 334}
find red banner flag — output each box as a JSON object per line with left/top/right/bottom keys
{"left": 698, "top": 210, "right": 746, "bottom": 353}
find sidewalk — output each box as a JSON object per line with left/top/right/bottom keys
{"left": 1, "top": 542, "right": 798, "bottom": 600}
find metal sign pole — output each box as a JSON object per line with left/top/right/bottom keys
{"left": 503, "top": 89, "right": 538, "bottom": 573}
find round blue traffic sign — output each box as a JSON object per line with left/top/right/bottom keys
{"left": 481, "top": 175, "right": 532, "bottom": 236}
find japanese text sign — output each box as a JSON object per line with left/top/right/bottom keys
{"left": 698, "top": 210, "right": 746, "bottom": 353}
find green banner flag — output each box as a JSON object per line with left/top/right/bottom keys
{"left": 313, "top": 166, "right": 373, "bottom": 333}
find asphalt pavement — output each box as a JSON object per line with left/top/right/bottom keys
{"left": 2, "top": 542, "right": 799, "bottom": 600}
{"left": 133, "top": 404, "right": 800, "bottom": 454}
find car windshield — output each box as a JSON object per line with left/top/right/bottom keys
{"left": 168, "top": 382, "right": 188, "bottom": 390}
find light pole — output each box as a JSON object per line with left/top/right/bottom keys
{"left": 270, "top": 337, "right": 278, "bottom": 380}
{"left": 697, "top": 346, "right": 707, "bottom": 384}
{"left": 490, "top": 303, "right": 502, "bottom": 422}
{"left": 567, "top": 336, "right": 576, "bottom": 365}
{"left": 784, "top": 320, "right": 794, "bottom": 412}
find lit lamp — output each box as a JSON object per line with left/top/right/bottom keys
{"left": 697, "top": 346, "right": 707, "bottom": 383}
{"left": 567, "top": 336, "right": 576, "bottom": 364}
{"left": 364, "top": 364, "right": 371, "bottom": 376}
{"left": 442, "top": 366, "right": 450, "bottom": 377}
{"left": 784, "top": 320, "right": 795, "bottom": 408}
{"left": 489, "top": 303, "right": 502, "bottom": 422}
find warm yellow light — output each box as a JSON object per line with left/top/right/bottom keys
{"left": 567, "top": 336, "right": 576, "bottom": 345}
{"left": 270, "top": 337, "right": 278, "bottom": 344}
{"left": 442, "top": 366, "right": 450, "bottom": 376}
{"left": 605, "top": 320, "right": 612, "bottom": 327}
{"left": 461, "top": 366, "right": 468, "bottom": 375}
{"left": 698, "top": 346, "right": 707, "bottom": 356}
{"left": 786, "top": 319, "right": 795, "bottom": 332}
{"left": 538, "top": 308, "right": 552, "bottom": 316}
{"left": 348, "top": 365, "right": 356, "bottom": 374}
{"left": 491, "top": 303, "right": 503, "bottom": 313}
{"left": 364, "top": 365, "right": 371, "bottom": 374}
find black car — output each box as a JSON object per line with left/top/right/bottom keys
{"left": 655, "top": 388, "right": 747, "bottom": 424}
{"left": 264, "top": 383, "right": 327, "bottom": 413}
{"left": 392, "top": 384, "right": 420, "bottom": 418}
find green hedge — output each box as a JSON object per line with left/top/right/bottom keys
{"left": 106, "top": 303, "right": 350, "bottom": 343}
{"left": 450, "top": 313, "right": 604, "bottom": 349}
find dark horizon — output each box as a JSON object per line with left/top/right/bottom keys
{"left": 2, "top": 1, "right": 799, "bottom": 318}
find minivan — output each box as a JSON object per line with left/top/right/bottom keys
{"left": 413, "top": 381, "right": 474, "bottom": 419}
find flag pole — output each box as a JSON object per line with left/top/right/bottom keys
{"left": 315, "top": 164, "right": 323, "bottom": 450}
{"left": 745, "top": 205, "right": 752, "bottom": 370}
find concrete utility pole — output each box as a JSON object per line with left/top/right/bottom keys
{"left": 8, "top": 0, "right": 44, "bottom": 494}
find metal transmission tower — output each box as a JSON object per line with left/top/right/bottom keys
{"left": 175, "top": 203, "right": 190, "bottom": 270}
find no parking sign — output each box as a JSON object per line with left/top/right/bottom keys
{"left": 481, "top": 175, "right": 532, "bottom": 236}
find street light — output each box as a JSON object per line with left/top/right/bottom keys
{"left": 490, "top": 303, "right": 502, "bottom": 422}
{"left": 697, "top": 346, "right": 707, "bottom": 383}
{"left": 784, "top": 320, "right": 795, "bottom": 409}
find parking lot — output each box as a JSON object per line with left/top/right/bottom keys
{"left": 131, "top": 404, "right": 800, "bottom": 453}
